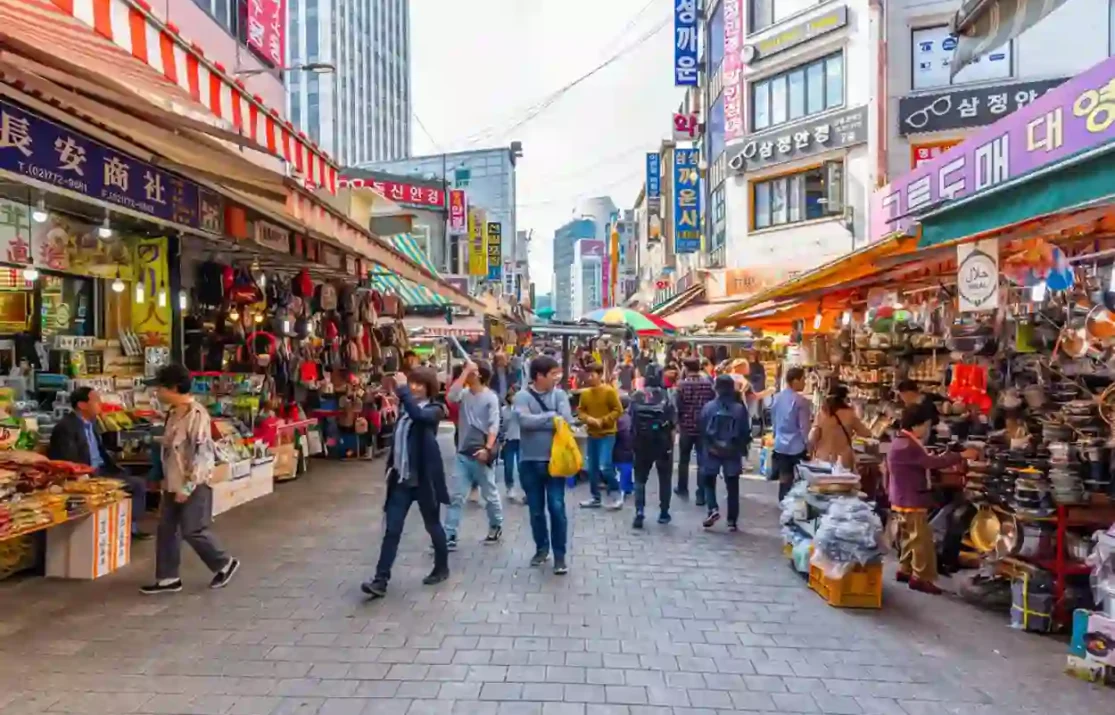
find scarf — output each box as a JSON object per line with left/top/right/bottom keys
{"left": 393, "top": 400, "right": 428, "bottom": 481}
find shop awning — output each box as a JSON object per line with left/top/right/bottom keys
{"left": 951, "top": 0, "right": 1068, "bottom": 78}
{"left": 663, "top": 300, "right": 740, "bottom": 329}
{"left": 405, "top": 316, "right": 485, "bottom": 340}
{"left": 368, "top": 234, "right": 452, "bottom": 308}
{"left": 651, "top": 285, "right": 704, "bottom": 317}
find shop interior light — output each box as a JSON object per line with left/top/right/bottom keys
{"left": 842, "top": 310, "right": 852, "bottom": 326}
{"left": 98, "top": 217, "right": 113, "bottom": 239}
{"left": 1032, "top": 282, "right": 1047, "bottom": 302}
{"left": 22, "top": 264, "right": 38, "bottom": 282}
{"left": 157, "top": 280, "right": 167, "bottom": 308}
{"left": 111, "top": 270, "right": 125, "bottom": 293}
{"left": 31, "top": 199, "right": 47, "bottom": 223}
{"left": 282, "top": 319, "right": 291, "bottom": 334}
{"left": 134, "top": 281, "right": 145, "bottom": 304}
{"left": 253, "top": 313, "right": 264, "bottom": 324}
{"left": 178, "top": 290, "right": 188, "bottom": 310}
{"left": 813, "top": 311, "right": 823, "bottom": 330}
{"left": 229, "top": 308, "right": 240, "bottom": 321}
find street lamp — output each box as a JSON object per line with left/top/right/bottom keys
{"left": 235, "top": 62, "right": 336, "bottom": 78}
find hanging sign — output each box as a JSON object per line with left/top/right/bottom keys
{"left": 467, "top": 208, "right": 487, "bottom": 277}
{"left": 673, "top": 0, "right": 698, "bottom": 86}
{"left": 486, "top": 222, "right": 502, "bottom": 281}
{"left": 673, "top": 148, "right": 701, "bottom": 254}
{"left": 672, "top": 113, "right": 699, "bottom": 142}
{"left": 448, "top": 190, "right": 467, "bottom": 234}
{"left": 132, "top": 237, "right": 171, "bottom": 345}
{"left": 253, "top": 220, "right": 291, "bottom": 253}
{"left": 957, "top": 239, "right": 999, "bottom": 312}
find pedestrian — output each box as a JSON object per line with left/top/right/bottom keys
{"left": 617, "top": 350, "right": 636, "bottom": 393}
{"left": 698, "top": 375, "right": 751, "bottom": 530}
{"left": 674, "top": 357, "right": 715, "bottom": 504}
{"left": 629, "top": 364, "right": 676, "bottom": 529}
{"left": 513, "top": 354, "right": 574, "bottom": 574}
{"left": 491, "top": 351, "right": 514, "bottom": 402}
{"left": 613, "top": 395, "right": 635, "bottom": 498}
{"left": 577, "top": 362, "right": 625, "bottom": 510}
{"left": 140, "top": 364, "right": 240, "bottom": 595}
{"left": 501, "top": 384, "right": 523, "bottom": 503}
{"left": 444, "top": 360, "right": 504, "bottom": 550}
{"left": 770, "top": 366, "right": 813, "bottom": 501}
{"left": 809, "top": 384, "right": 870, "bottom": 469}
{"left": 362, "top": 368, "right": 450, "bottom": 597}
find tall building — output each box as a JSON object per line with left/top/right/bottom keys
{"left": 571, "top": 240, "right": 605, "bottom": 321}
{"left": 287, "top": 0, "right": 412, "bottom": 166}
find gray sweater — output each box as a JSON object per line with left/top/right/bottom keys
{"left": 449, "top": 385, "right": 500, "bottom": 456}
{"left": 512, "top": 387, "right": 574, "bottom": 463}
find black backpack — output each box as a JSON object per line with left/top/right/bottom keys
{"left": 633, "top": 389, "right": 669, "bottom": 435}
{"left": 705, "top": 400, "right": 741, "bottom": 459}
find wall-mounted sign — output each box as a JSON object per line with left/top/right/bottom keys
{"left": 898, "top": 77, "right": 1067, "bottom": 135}
{"left": 673, "top": 148, "right": 701, "bottom": 254}
{"left": 448, "top": 190, "right": 467, "bottom": 233}
{"left": 341, "top": 177, "right": 445, "bottom": 207}
{"left": 728, "top": 105, "right": 868, "bottom": 173}
{"left": 911, "top": 141, "right": 962, "bottom": 169}
{"left": 744, "top": 5, "right": 847, "bottom": 63}
{"left": 320, "top": 246, "right": 343, "bottom": 270}
{"left": 467, "top": 208, "right": 486, "bottom": 277}
{"left": 253, "top": 220, "right": 291, "bottom": 253}
{"left": 957, "top": 239, "right": 999, "bottom": 313}
{"left": 486, "top": 222, "right": 502, "bottom": 281}
{"left": 645, "top": 152, "right": 661, "bottom": 202}
{"left": 672, "top": 113, "right": 699, "bottom": 141}
{"left": 723, "top": 0, "right": 745, "bottom": 144}
{"left": 673, "top": 0, "right": 698, "bottom": 86}
{"left": 246, "top": 0, "right": 285, "bottom": 68}
{"left": 0, "top": 200, "right": 136, "bottom": 280}
{"left": 198, "top": 189, "right": 224, "bottom": 234}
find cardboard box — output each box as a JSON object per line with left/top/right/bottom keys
{"left": 211, "top": 462, "right": 232, "bottom": 485}
{"left": 45, "top": 501, "right": 131, "bottom": 580}
{"left": 230, "top": 459, "right": 251, "bottom": 480}
{"left": 211, "top": 468, "right": 274, "bottom": 517}
{"left": 272, "top": 445, "right": 296, "bottom": 479}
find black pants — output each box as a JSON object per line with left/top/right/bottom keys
{"left": 773, "top": 451, "right": 805, "bottom": 501}
{"left": 634, "top": 444, "right": 673, "bottom": 514}
{"left": 676, "top": 433, "right": 700, "bottom": 494}
{"left": 702, "top": 472, "right": 740, "bottom": 523}
{"left": 375, "top": 486, "right": 447, "bottom": 583}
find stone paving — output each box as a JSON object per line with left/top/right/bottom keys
{"left": 0, "top": 429, "right": 1111, "bottom": 714}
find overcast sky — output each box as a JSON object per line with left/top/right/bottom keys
{"left": 410, "top": 0, "right": 684, "bottom": 294}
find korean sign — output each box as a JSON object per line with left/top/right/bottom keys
{"left": 246, "top": 0, "right": 286, "bottom": 68}
{"left": 448, "top": 190, "right": 467, "bottom": 233}
{"left": 872, "top": 56, "right": 1115, "bottom": 243}
{"left": 342, "top": 177, "right": 446, "bottom": 207}
{"left": 673, "top": 148, "right": 701, "bottom": 254}
{"left": 674, "top": 0, "right": 698, "bottom": 86}
{"left": 728, "top": 105, "right": 868, "bottom": 173}
{"left": 911, "top": 141, "right": 961, "bottom": 169}
{"left": 723, "top": 0, "right": 745, "bottom": 144}
{"left": 646, "top": 153, "right": 661, "bottom": 204}
{"left": 0, "top": 98, "right": 201, "bottom": 229}
{"left": 898, "top": 78, "right": 1067, "bottom": 135}
{"left": 486, "top": 222, "right": 502, "bottom": 282}
{"left": 672, "top": 113, "right": 699, "bottom": 142}
{"left": 467, "top": 208, "right": 487, "bottom": 277}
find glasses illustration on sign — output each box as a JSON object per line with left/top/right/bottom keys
{"left": 905, "top": 94, "right": 952, "bottom": 130}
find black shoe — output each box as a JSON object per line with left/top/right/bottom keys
{"left": 446, "top": 536, "right": 458, "bottom": 552}
{"left": 140, "top": 579, "right": 182, "bottom": 595}
{"left": 530, "top": 549, "right": 549, "bottom": 567}
{"left": 632, "top": 513, "right": 645, "bottom": 529}
{"left": 361, "top": 578, "right": 388, "bottom": 598}
{"left": 209, "top": 558, "right": 241, "bottom": 589}
{"left": 673, "top": 489, "right": 689, "bottom": 499}
{"left": 703, "top": 511, "right": 721, "bottom": 528}
{"left": 658, "top": 511, "right": 672, "bottom": 525}
{"left": 131, "top": 531, "right": 153, "bottom": 542}
{"left": 553, "top": 559, "right": 569, "bottom": 575}
{"left": 728, "top": 521, "right": 739, "bottom": 532}
{"left": 484, "top": 527, "right": 502, "bottom": 544}
{"left": 423, "top": 569, "right": 449, "bottom": 585}
{"left": 695, "top": 496, "right": 706, "bottom": 507}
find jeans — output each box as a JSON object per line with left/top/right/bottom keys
{"left": 676, "top": 433, "right": 701, "bottom": 493}
{"left": 519, "top": 460, "right": 567, "bottom": 560}
{"left": 616, "top": 462, "right": 634, "bottom": 495}
{"left": 444, "top": 454, "right": 503, "bottom": 538}
{"left": 702, "top": 472, "right": 741, "bottom": 523}
{"left": 502, "top": 439, "right": 520, "bottom": 489}
{"left": 586, "top": 434, "right": 618, "bottom": 500}
{"left": 773, "top": 451, "right": 806, "bottom": 501}
{"left": 375, "top": 485, "right": 447, "bottom": 582}
{"left": 155, "top": 485, "right": 230, "bottom": 581}
{"left": 633, "top": 444, "right": 673, "bottom": 514}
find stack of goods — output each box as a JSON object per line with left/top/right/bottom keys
{"left": 0, "top": 454, "right": 103, "bottom": 539}
{"left": 62, "top": 478, "right": 127, "bottom": 513}
{"left": 811, "top": 497, "right": 884, "bottom": 577}
{"left": 799, "top": 461, "right": 860, "bottom": 496}
{"left": 1050, "top": 441, "right": 1086, "bottom": 505}
{"left": 1013, "top": 466, "right": 1055, "bottom": 517}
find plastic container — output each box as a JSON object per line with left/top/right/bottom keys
{"left": 808, "top": 561, "right": 883, "bottom": 609}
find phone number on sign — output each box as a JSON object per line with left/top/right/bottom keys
{"left": 17, "top": 161, "right": 90, "bottom": 195}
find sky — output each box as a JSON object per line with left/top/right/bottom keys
{"left": 410, "top": 0, "right": 685, "bottom": 294}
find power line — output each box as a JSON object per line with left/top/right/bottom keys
{"left": 412, "top": 112, "right": 443, "bottom": 153}
{"left": 516, "top": 166, "right": 646, "bottom": 209}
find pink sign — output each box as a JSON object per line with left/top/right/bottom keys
{"left": 448, "top": 190, "right": 467, "bottom": 233}
{"left": 723, "top": 0, "right": 745, "bottom": 143}
{"left": 341, "top": 178, "right": 446, "bottom": 207}
{"left": 246, "top": 0, "right": 285, "bottom": 68}
{"left": 673, "top": 113, "right": 699, "bottom": 141}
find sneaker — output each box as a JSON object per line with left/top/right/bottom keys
{"left": 446, "top": 536, "right": 458, "bottom": 552}
{"left": 579, "top": 498, "right": 602, "bottom": 509}
{"left": 140, "top": 579, "right": 182, "bottom": 595}
{"left": 209, "top": 558, "right": 241, "bottom": 589}
{"left": 508, "top": 487, "right": 524, "bottom": 503}
{"left": 605, "top": 496, "right": 624, "bottom": 511}
{"left": 484, "top": 527, "right": 503, "bottom": 544}
{"left": 728, "top": 521, "right": 739, "bottom": 532}
{"left": 530, "top": 549, "right": 549, "bottom": 567}
{"left": 908, "top": 577, "right": 943, "bottom": 595}
{"left": 553, "top": 559, "right": 569, "bottom": 575}
{"left": 703, "top": 511, "right": 721, "bottom": 529}
{"left": 657, "top": 511, "right": 671, "bottom": 525}
{"left": 423, "top": 569, "right": 449, "bottom": 586}
{"left": 361, "top": 578, "right": 388, "bottom": 598}
{"left": 632, "top": 513, "right": 645, "bottom": 529}
{"left": 673, "top": 489, "right": 689, "bottom": 499}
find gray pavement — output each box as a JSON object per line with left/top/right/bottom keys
{"left": 0, "top": 428, "right": 1111, "bottom": 714}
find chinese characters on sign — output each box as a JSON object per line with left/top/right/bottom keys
{"left": 672, "top": 113, "right": 699, "bottom": 141}
{"left": 246, "top": 0, "right": 286, "bottom": 68}
{"left": 486, "top": 222, "right": 502, "bottom": 282}
{"left": 722, "top": 0, "right": 745, "bottom": 144}
{"left": 898, "top": 78, "right": 1067, "bottom": 135}
{"left": 448, "top": 190, "right": 467, "bottom": 234}
{"left": 911, "top": 141, "right": 961, "bottom": 169}
{"left": 871, "top": 57, "right": 1115, "bottom": 243}
{"left": 674, "top": 0, "right": 698, "bottom": 86}
{"left": 343, "top": 177, "right": 446, "bottom": 207}
{"left": 133, "top": 237, "right": 171, "bottom": 344}
{"left": 646, "top": 153, "right": 661, "bottom": 212}
{"left": 673, "top": 148, "right": 701, "bottom": 254}
{"left": 728, "top": 105, "right": 868, "bottom": 173}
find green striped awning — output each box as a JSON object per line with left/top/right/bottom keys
{"left": 370, "top": 234, "right": 450, "bottom": 307}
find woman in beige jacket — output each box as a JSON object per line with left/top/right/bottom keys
{"left": 809, "top": 385, "right": 871, "bottom": 469}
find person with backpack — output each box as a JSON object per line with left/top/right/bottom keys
{"left": 674, "top": 358, "right": 715, "bottom": 504}
{"left": 698, "top": 374, "right": 752, "bottom": 530}
{"left": 613, "top": 395, "right": 635, "bottom": 499}
{"left": 629, "top": 363, "right": 677, "bottom": 529}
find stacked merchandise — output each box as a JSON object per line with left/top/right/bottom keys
{"left": 0, "top": 453, "right": 119, "bottom": 540}
{"left": 809, "top": 497, "right": 885, "bottom": 609}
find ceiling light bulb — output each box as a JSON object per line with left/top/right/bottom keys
{"left": 229, "top": 309, "right": 240, "bottom": 321}
{"left": 134, "top": 282, "right": 145, "bottom": 304}
{"left": 282, "top": 319, "right": 291, "bottom": 334}
{"left": 31, "top": 199, "right": 47, "bottom": 223}
{"left": 98, "top": 217, "right": 113, "bottom": 239}
{"left": 22, "top": 266, "right": 39, "bottom": 282}
{"left": 1032, "top": 282, "right": 1047, "bottom": 303}
{"left": 842, "top": 310, "right": 851, "bottom": 326}
{"left": 178, "top": 290, "right": 188, "bottom": 310}
{"left": 813, "top": 312, "right": 823, "bottom": 330}
{"left": 253, "top": 313, "right": 264, "bottom": 324}
{"left": 111, "top": 276, "right": 125, "bottom": 293}
{"left": 157, "top": 288, "right": 167, "bottom": 308}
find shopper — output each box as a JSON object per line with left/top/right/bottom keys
{"left": 578, "top": 362, "right": 624, "bottom": 510}
{"left": 491, "top": 352, "right": 515, "bottom": 402}
{"left": 770, "top": 366, "right": 813, "bottom": 501}
{"left": 362, "top": 368, "right": 450, "bottom": 598}
{"left": 809, "top": 384, "right": 871, "bottom": 469}
{"left": 444, "top": 360, "right": 503, "bottom": 549}
{"left": 698, "top": 374, "right": 751, "bottom": 530}
{"left": 629, "top": 364, "right": 677, "bottom": 529}
{"left": 140, "top": 365, "right": 239, "bottom": 595}
{"left": 675, "top": 358, "right": 715, "bottom": 504}
{"left": 617, "top": 351, "right": 636, "bottom": 392}
{"left": 513, "top": 355, "right": 574, "bottom": 574}
{"left": 887, "top": 404, "right": 977, "bottom": 595}
{"left": 501, "top": 384, "right": 523, "bottom": 503}
{"left": 613, "top": 395, "right": 635, "bottom": 498}
{"left": 49, "top": 387, "right": 151, "bottom": 540}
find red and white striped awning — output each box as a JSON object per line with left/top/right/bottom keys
{"left": 47, "top": 0, "right": 339, "bottom": 192}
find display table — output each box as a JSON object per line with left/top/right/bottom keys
{"left": 212, "top": 459, "right": 274, "bottom": 517}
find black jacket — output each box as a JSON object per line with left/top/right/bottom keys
{"left": 47, "top": 412, "right": 119, "bottom": 472}
{"left": 385, "top": 385, "right": 450, "bottom": 510}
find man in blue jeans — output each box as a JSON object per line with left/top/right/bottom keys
{"left": 512, "top": 355, "right": 574, "bottom": 575}
{"left": 444, "top": 360, "right": 503, "bottom": 550}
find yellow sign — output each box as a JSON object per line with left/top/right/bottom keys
{"left": 131, "top": 237, "right": 171, "bottom": 345}
{"left": 468, "top": 208, "right": 487, "bottom": 277}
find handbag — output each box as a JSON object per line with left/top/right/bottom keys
{"left": 528, "top": 390, "right": 581, "bottom": 477}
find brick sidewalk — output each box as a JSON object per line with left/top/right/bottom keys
{"left": 0, "top": 433, "right": 1110, "bottom": 714}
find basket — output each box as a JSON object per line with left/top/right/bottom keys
{"left": 808, "top": 561, "right": 883, "bottom": 609}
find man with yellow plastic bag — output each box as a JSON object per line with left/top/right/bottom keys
{"left": 513, "top": 354, "right": 577, "bottom": 575}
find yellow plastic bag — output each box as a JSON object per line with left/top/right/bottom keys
{"left": 549, "top": 417, "right": 583, "bottom": 478}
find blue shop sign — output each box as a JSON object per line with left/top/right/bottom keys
{"left": 646, "top": 153, "right": 661, "bottom": 199}
{"left": 0, "top": 98, "right": 201, "bottom": 228}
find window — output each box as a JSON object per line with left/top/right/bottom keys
{"left": 911, "top": 26, "right": 1011, "bottom": 90}
{"left": 750, "top": 0, "right": 817, "bottom": 34}
{"left": 708, "top": 1, "right": 726, "bottom": 71}
{"left": 751, "top": 163, "right": 843, "bottom": 230}
{"left": 710, "top": 185, "right": 726, "bottom": 252}
{"left": 751, "top": 53, "right": 842, "bottom": 131}
{"left": 708, "top": 97, "right": 726, "bottom": 161}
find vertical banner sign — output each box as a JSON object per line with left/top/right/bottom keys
{"left": 673, "top": 148, "right": 701, "bottom": 253}
{"left": 468, "top": 208, "right": 487, "bottom": 277}
{"left": 609, "top": 227, "right": 620, "bottom": 307}
{"left": 646, "top": 153, "right": 661, "bottom": 212}
{"left": 723, "top": 0, "right": 745, "bottom": 143}
{"left": 133, "top": 237, "right": 171, "bottom": 344}
{"left": 674, "top": 0, "right": 699, "bottom": 86}
{"left": 957, "top": 239, "right": 999, "bottom": 313}
{"left": 448, "top": 190, "right": 467, "bottom": 233}
{"left": 247, "top": 0, "right": 286, "bottom": 68}
{"left": 486, "top": 222, "right": 502, "bottom": 282}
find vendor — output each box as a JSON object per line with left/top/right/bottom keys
{"left": 896, "top": 380, "right": 939, "bottom": 442}
{"left": 953, "top": 403, "right": 991, "bottom": 441}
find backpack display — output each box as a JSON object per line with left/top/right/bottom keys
{"left": 292, "top": 269, "right": 313, "bottom": 298}
{"left": 633, "top": 389, "right": 669, "bottom": 434}
{"left": 315, "top": 282, "right": 339, "bottom": 312}
{"left": 705, "top": 401, "right": 741, "bottom": 459}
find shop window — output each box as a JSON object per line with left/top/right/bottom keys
{"left": 752, "top": 53, "right": 843, "bottom": 132}
{"left": 750, "top": 0, "right": 817, "bottom": 34}
{"left": 709, "top": 1, "right": 726, "bottom": 71}
{"left": 709, "top": 185, "right": 727, "bottom": 252}
{"left": 709, "top": 97, "right": 726, "bottom": 161}
{"left": 39, "top": 273, "right": 94, "bottom": 342}
{"left": 911, "top": 25, "right": 1011, "bottom": 91}
{"left": 751, "top": 162, "right": 844, "bottom": 230}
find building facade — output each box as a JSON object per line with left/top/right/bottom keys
{"left": 287, "top": 0, "right": 411, "bottom": 166}
{"left": 571, "top": 240, "right": 605, "bottom": 321}
{"left": 551, "top": 218, "right": 597, "bottom": 321}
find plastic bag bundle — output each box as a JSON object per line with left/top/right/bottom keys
{"left": 813, "top": 497, "right": 883, "bottom": 571}
{"left": 779, "top": 480, "right": 808, "bottom": 526}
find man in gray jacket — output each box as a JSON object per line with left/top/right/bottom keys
{"left": 445, "top": 360, "right": 503, "bottom": 550}
{"left": 512, "top": 354, "right": 574, "bottom": 575}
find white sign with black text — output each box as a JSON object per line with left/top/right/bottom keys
{"left": 957, "top": 239, "right": 999, "bottom": 312}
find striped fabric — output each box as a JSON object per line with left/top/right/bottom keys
{"left": 951, "top": 0, "right": 1069, "bottom": 78}
{"left": 369, "top": 234, "right": 450, "bottom": 308}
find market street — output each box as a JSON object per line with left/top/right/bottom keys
{"left": 0, "top": 430, "right": 1109, "bottom": 715}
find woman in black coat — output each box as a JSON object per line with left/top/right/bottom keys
{"left": 362, "top": 368, "right": 450, "bottom": 598}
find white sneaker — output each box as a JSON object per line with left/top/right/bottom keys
{"left": 509, "top": 487, "right": 524, "bottom": 503}
{"left": 606, "top": 496, "right": 624, "bottom": 511}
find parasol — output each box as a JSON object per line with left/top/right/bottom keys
{"left": 582, "top": 308, "right": 676, "bottom": 335}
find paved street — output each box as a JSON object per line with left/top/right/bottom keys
{"left": 0, "top": 430, "right": 1110, "bottom": 715}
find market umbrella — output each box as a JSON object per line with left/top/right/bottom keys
{"left": 582, "top": 308, "right": 676, "bottom": 335}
